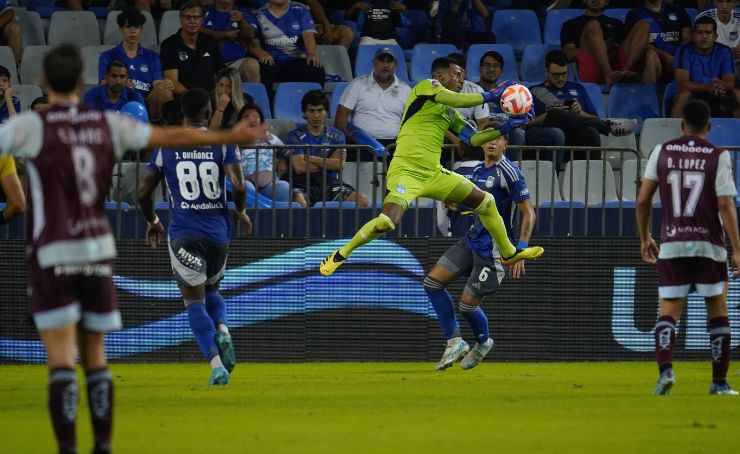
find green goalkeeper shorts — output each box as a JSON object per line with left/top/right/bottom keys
{"left": 383, "top": 157, "right": 476, "bottom": 210}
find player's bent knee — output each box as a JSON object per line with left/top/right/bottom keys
{"left": 474, "top": 192, "right": 494, "bottom": 214}
{"left": 423, "top": 275, "right": 447, "bottom": 290}
{"left": 459, "top": 301, "right": 481, "bottom": 311}
{"left": 376, "top": 213, "right": 396, "bottom": 232}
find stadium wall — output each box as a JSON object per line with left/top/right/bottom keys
{"left": 1, "top": 237, "right": 738, "bottom": 363}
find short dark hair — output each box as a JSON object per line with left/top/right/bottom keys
{"left": 301, "top": 89, "right": 329, "bottom": 112}
{"left": 694, "top": 15, "right": 717, "bottom": 32}
{"left": 106, "top": 60, "right": 128, "bottom": 75}
{"left": 0, "top": 65, "right": 10, "bottom": 80}
{"left": 181, "top": 88, "right": 211, "bottom": 122}
{"left": 180, "top": 0, "right": 203, "bottom": 15}
{"left": 682, "top": 99, "right": 711, "bottom": 132}
{"left": 43, "top": 45, "right": 82, "bottom": 94}
{"left": 31, "top": 95, "right": 49, "bottom": 111}
{"left": 431, "top": 56, "right": 457, "bottom": 74}
{"left": 545, "top": 50, "right": 568, "bottom": 67}
{"left": 238, "top": 103, "right": 265, "bottom": 124}
{"left": 117, "top": 7, "right": 146, "bottom": 28}
{"left": 479, "top": 51, "right": 503, "bottom": 69}
{"left": 446, "top": 52, "right": 466, "bottom": 69}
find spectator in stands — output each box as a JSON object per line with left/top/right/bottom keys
{"left": 696, "top": 0, "right": 739, "bottom": 76}
{"left": 287, "top": 90, "right": 369, "bottom": 207}
{"left": 0, "top": 65, "right": 19, "bottom": 122}
{"left": 201, "top": 0, "right": 262, "bottom": 84}
{"left": 0, "top": 0, "right": 21, "bottom": 65}
{"left": 437, "top": 0, "right": 496, "bottom": 51}
{"left": 210, "top": 67, "right": 255, "bottom": 129}
{"left": 247, "top": 0, "right": 325, "bottom": 98}
{"left": 671, "top": 16, "right": 739, "bottom": 118}
{"left": 237, "top": 103, "right": 295, "bottom": 205}
{"left": 625, "top": 0, "right": 692, "bottom": 82}
{"left": 335, "top": 47, "right": 411, "bottom": 153}
{"left": 346, "top": 1, "right": 409, "bottom": 46}
{"left": 530, "top": 50, "right": 637, "bottom": 167}
{"left": 298, "top": 0, "right": 355, "bottom": 49}
{"left": 99, "top": 8, "right": 174, "bottom": 122}
{"left": 561, "top": 0, "right": 660, "bottom": 85}
{"left": 161, "top": 1, "right": 225, "bottom": 94}
{"left": 84, "top": 60, "right": 146, "bottom": 112}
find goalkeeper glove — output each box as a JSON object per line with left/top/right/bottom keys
{"left": 499, "top": 108, "right": 535, "bottom": 135}
{"left": 482, "top": 79, "right": 515, "bottom": 104}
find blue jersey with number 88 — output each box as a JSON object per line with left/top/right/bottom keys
{"left": 147, "top": 142, "right": 240, "bottom": 244}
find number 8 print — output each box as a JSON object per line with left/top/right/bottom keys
{"left": 176, "top": 161, "right": 221, "bottom": 201}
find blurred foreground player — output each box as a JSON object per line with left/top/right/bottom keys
{"left": 0, "top": 45, "right": 266, "bottom": 453}
{"left": 0, "top": 155, "right": 25, "bottom": 224}
{"left": 138, "top": 88, "right": 255, "bottom": 386}
{"left": 637, "top": 99, "right": 740, "bottom": 396}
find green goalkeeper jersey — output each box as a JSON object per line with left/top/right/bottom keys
{"left": 394, "top": 79, "right": 488, "bottom": 170}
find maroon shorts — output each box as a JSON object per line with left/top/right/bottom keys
{"left": 28, "top": 258, "right": 121, "bottom": 333}
{"left": 576, "top": 47, "right": 628, "bottom": 83}
{"left": 657, "top": 257, "right": 728, "bottom": 299}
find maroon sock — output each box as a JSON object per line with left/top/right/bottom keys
{"left": 654, "top": 316, "right": 676, "bottom": 373}
{"left": 86, "top": 368, "right": 113, "bottom": 451}
{"left": 709, "top": 316, "right": 731, "bottom": 385}
{"left": 49, "top": 368, "right": 78, "bottom": 453}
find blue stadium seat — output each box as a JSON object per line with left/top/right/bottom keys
{"left": 582, "top": 82, "right": 605, "bottom": 118}
{"left": 410, "top": 44, "right": 458, "bottom": 84}
{"left": 397, "top": 9, "right": 432, "bottom": 49}
{"left": 242, "top": 82, "right": 272, "bottom": 119}
{"left": 607, "top": 84, "right": 660, "bottom": 134}
{"left": 313, "top": 201, "right": 358, "bottom": 209}
{"left": 661, "top": 82, "right": 677, "bottom": 117}
{"left": 708, "top": 118, "right": 740, "bottom": 147}
{"left": 543, "top": 9, "right": 583, "bottom": 46}
{"left": 686, "top": 8, "right": 699, "bottom": 23}
{"left": 354, "top": 44, "right": 409, "bottom": 82}
{"left": 604, "top": 8, "right": 629, "bottom": 22}
{"left": 329, "top": 81, "right": 349, "bottom": 118}
{"left": 273, "top": 82, "right": 323, "bottom": 123}
{"left": 520, "top": 44, "right": 559, "bottom": 83}
{"left": 492, "top": 10, "right": 542, "bottom": 59}
{"left": 466, "top": 44, "right": 518, "bottom": 83}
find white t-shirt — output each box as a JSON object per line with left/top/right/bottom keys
{"left": 339, "top": 71, "right": 411, "bottom": 140}
{"left": 455, "top": 80, "right": 490, "bottom": 124}
{"left": 696, "top": 8, "right": 740, "bottom": 49}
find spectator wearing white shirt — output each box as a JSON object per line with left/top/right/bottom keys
{"left": 335, "top": 47, "right": 411, "bottom": 158}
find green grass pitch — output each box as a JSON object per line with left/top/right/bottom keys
{"left": 2, "top": 362, "right": 739, "bottom": 453}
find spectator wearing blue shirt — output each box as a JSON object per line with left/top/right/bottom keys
{"left": 529, "top": 50, "right": 636, "bottom": 167}
{"left": 84, "top": 60, "right": 146, "bottom": 112}
{"left": 99, "top": 8, "right": 174, "bottom": 122}
{"left": 0, "top": 0, "right": 21, "bottom": 64}
{"left": 0, "top": 65, "right": 19, "bottom": 122}
{"left": 625, "top": 0, "right": 692, "bottom": 81}
{"left": 247, "top": 0, "right": 325, "bottom": 98}
{"left": 286, "top": 90, "right": 368, "bottom": 207}
{"left": 672, "top": 16, "right": 739, "bottom": 118}
{"left": 437, "top": 0, "right": 496, "bottom": 51}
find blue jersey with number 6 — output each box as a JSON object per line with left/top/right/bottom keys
{"left": 147, "top": 140, "right": 240, "bottom": 244}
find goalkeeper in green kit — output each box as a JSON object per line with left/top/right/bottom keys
{"left": 320, "top": 57, "right": 544, "bottom": 276}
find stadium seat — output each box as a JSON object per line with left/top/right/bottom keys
{"left": 158, "top": 10, "right": 181, "bottom": 43}
{"left": 317, "top": 45, "right": 353, "bottom": 83}
{"left": 607, "top": 84, "right": 660, "bottom": 134}
{"left": 48, "top": 11, "right": 101, "bottom": 47}
{"left": 110, "top": 162, "right": 166, "bottom": 205}
{"left": 0, "top": 46, "right": 19, "bottom": 84}
{"left": 20, "top": 45, "right": 51, "bottom": 85}
{"left": 604, "top": 8, "right": 630, "bottom": 22}
{"left": 518, "top": 160, "right": 566, "bottom": 206}
{"left": 266, "top": 118, "right": 296, "bottom": 142}
{"left": 81, "top": 45, "right": 111, "bottom": 85}
{"left": 638, "top": 118, "right": 682, "bottom": 158}
{"left": 466, "top": 44, "right": 518, "bottom": 83}
{"left": 242, "top": 82, "right": 273, "bottom": 119}
{"left": 273, "top": 82, "right": 323, "bottom": 123}
{"left": 329, "top": 81, "right": 349, "bottom": 118}
{"left": 492, "top": 10, "right": 542, "bottom": 58}
{"left": 14, "top": 9, "right": 45, "bottom": 46}
{"left": 104, "top": 10, "right": 157, "bottom": 47}
{"left": 600, "top": 132, "right": 637, "bottom": 170}
{"left": 661, "top": 82, "right": 677, "bottom": 117}
{"left": 354, "top": 44, "right": 409, "bottom": 82}
{"left": 313, "top": 201, "right": 358, "bottom": 209}
{"left": 399, "top": 9, "right": 432, "bottom": 48}
{"left": 582, "top": 82, "right": 605, "bottom": 118}
{"left": 543, "top": 9, "right": 583, "bottom": 47}
{"left": 520, "top": 44, "right": 559, "bottom": 83}
{"left": 561, "top": 160, "right": 620, "bottom": 205}
{"left": 409, "top": 44, "right": 458, "bottom": 84}
{"left": 708, "top": 118, "right": 740, "bottom": 147}
{"left": 619, "top": 159, "right": 647, "bottom": 202}
{"left": 13, "top": 84, "right": 43, "bottom": 111}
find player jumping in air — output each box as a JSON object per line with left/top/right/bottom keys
{"left": 138, "top": 88, "right": 255, "bottom": 386}
{"left": 637, "top": 99, "right": 740, "bottom": 396}
{"left": 426, "top": 130, "right": 536, "bottom": 370}
{"left": 320, "top": 57, "right": 544, "bottom": 276}
{"left": 0, "top": 45, "right": 265, "bottom": 454}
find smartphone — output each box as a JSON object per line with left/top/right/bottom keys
{"left": 563, "top": 99, "right": 575, "bottom": 107}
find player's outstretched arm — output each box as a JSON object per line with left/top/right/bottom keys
{"left": 718, "top": 195, "right": 740, "bottom": 276}
{"left": 147, "top": 119, "right": 267, "bottom": 149}
{"left": 459, "top": 109, "right": 535, "bottom": 147}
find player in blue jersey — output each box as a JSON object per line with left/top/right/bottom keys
{"left": 423, "top": 128, "right": 536, "bottom": 370}
{"left": 138, "top": 88, "right": 255, "bottom": 385}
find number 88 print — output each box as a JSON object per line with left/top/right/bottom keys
{"left": 176, "top": 161, "right": 221, "bottom": 200}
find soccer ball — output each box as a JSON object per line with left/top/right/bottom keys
{"left": 500, "top": 84, "right": 533, "bottom": 116}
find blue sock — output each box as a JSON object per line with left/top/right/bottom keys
{"left": 185, "top": 301, "right": 218, "bottom": 361}
{"left": 205, "top": 291, "right": 228, "bottom": 328}
{"left": 460, "top": 302, "right": 489, "bottom": 345}
{"left": 423, "top": 276, "right": 459, "bottom": 340}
